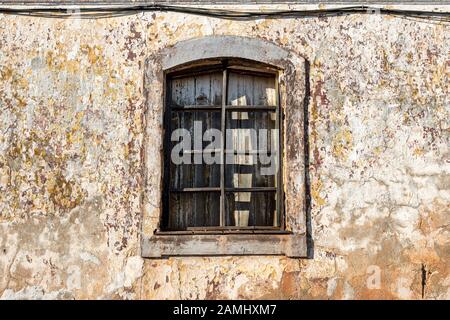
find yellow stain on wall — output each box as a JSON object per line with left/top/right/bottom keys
{"left": 413, "top": 147, "right": 424, "bottom": 157}
{"left": 332, "top": 128, "right": 353, "bottom": 160}
{"left": 311, "top": 179, "right": 326, "bottom": 207}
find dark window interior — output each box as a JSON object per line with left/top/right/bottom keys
{"left": 162, "top": 59, "right": 283, "bottom": 232}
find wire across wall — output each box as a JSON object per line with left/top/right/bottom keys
{"left": 0, "top": 5, "right": 449, "bottom": 24}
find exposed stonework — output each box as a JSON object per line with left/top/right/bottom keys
{"left": 0, "top": 5, "right": 448, "bottom": 299}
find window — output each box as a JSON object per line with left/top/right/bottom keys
{"left": 162, "top": 59, "right": 283, "bottom": 232}
{"left": 142, "top": 35, "right": 307, "bottom": 258}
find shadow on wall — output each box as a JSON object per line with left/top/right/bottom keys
{"left": 303, "top": 60, "right": 314, "bottom": 259}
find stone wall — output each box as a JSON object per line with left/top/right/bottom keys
{"left": 0, "top": 6, "right": 448, "bottom": 299}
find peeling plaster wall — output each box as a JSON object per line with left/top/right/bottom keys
{"left": 0, "top": 7, "right": 449, "bottom": 299}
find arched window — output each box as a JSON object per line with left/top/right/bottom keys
{"left": 142, "top": 36, "right": 308, "bottom": 257}
{"left": 163, "top": 58, "right": 283, "bottom": 231}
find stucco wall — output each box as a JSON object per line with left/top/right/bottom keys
{"left": 0, "top": 6, "right": 448, "bottom": 299}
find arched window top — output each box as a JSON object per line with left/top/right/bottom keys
{"left": 165, "top": 57, "right": 279, "bottom": 77}
{"left": 160, "top": 35, "right": 299, "bottom": 71}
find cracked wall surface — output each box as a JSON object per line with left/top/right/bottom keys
{"left": 0, "top": 5, "right": 449, "bottom": 299}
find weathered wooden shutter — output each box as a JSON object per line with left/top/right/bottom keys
{"left": 225, "top": 71, "right": 277, "bottom": 227}
{"left": 168, "top": 72, "right": 222, "bottom": 230}
{"left": 164, "top": 67, "right": 279, "bottom": 231}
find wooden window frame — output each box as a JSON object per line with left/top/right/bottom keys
{"left": 161, "top": 59, "right": 285, "bottom": 233}
{"left": 141, "top": 36, "right": 308, "bottom": 258}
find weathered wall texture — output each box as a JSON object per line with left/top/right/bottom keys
{"left": 0, "top": 6, "right": 448, "bottom": 299}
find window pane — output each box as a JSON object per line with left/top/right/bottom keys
{"left": 171, "top": 111, "right": 222, "bottom": 148}
{"left": 225, "top": 111, "right": 278, "bottom": 188}
{"left": 170, "top": 111, "right": 221, "bottom": 189}
{"left": 227, "top": 72, "right": 276, "bottom": 106}
{"left": 225, "top": 192, "right": 277, "bottom": 227}
{"left": 171, "top": 72, "right": 222, "bottom": 107}
{"left": 167, "top": 192, "right": 220, "bottom": 230}
{"left": 226, "top": 111, "right": 277, "bottom": 152}
{"left": 225, "top": 160, "right": 276, "bottom": 188}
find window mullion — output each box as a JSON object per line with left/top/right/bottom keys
{"left": 220, "top": 67, "right": 228, "bottom": 227}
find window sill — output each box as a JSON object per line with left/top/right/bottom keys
{"left": 141, "top": 233, "right": 307, "bottom": 258}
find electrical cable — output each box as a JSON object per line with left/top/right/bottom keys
{"left": 0, "top": 5, "right": 448, "bottom": 24}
